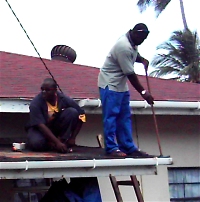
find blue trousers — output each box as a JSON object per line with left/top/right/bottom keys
{"left": 64, "top": 177, "right": 102, "bottom": 202}
{"left": 99, "top": 87, "right": 138, "bottom": 154}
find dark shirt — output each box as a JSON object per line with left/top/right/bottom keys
{"left": 27, "top": 92, "right": 85, "bottom": 128}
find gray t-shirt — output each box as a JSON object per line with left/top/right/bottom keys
{"left": 98, "top": 34, "right": 138, "bottom": 92}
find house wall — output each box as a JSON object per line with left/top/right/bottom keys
{"left": 0, "top": 113, "right": 199, "bottom": 202}
{"left": 0, "top": 180, "right": 15, "bottom": 202}
{"left": 0, "top": 113, "right": 28, "bottom": 139}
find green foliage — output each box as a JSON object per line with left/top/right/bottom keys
{"left": 137, "top": 0, "right": 188, "bottom": 29}
{"left": 150, "top": 30, "right": 200, "bottom": 83}
{"left": 137, "top": 0, "right": 199, "bottom": 82}
{"left": 137, "top": 0, "right": 171, "bottom": 17}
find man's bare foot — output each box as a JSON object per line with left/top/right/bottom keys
{"left": 66, "top": 138, "right": 76, "bottom": 147}
{"left": 107, "top": 150, "right": 127, "bottom": 157}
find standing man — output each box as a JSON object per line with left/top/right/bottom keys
{"left": 26, "top": 78, "right": 86, "bottom": 153}
{"left": 98, "top": 23, "right": 155, "bottom": 157}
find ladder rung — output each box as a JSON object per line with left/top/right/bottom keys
{"left": 117, "top": 181, "right": 133, "bottom": 186}
{"left": 117, "top": 180, "right": 140, "bottom": 186}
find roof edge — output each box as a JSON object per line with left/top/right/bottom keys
{"left": 0, "top": 98, "right": 200, "bottom": 115}
{"left": 78, "top": 99, "right": 200, "bottom": 116}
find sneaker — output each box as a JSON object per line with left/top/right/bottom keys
{"left": 128, "top": 149, "right": 156, "bottom": 158}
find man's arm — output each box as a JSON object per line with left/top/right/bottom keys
{"left": 37, "top": 123, "right": 67, "bottom": 153}
{"left": 136, "top": 53, "right": 149, "bottom": 70}
{"left": 116, "top": 50, "right": 154, "bottom": 104}
{"left": 127, "top": 73, "right": 154, "bottom": 105}
{"left": 60, "top": 94, "right": 85, "bottom": 115}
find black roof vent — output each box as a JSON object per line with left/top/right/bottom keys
{"left": 51, "top": 45, "right": 77, "bottom": 63}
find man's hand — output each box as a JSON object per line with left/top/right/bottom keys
{"left": 55, "top": 141, "right": 68, "bottom": 153}
{"left": 141, "top": 91, "right": 154, "bottom": 105}
{"left": 142, "top": 58, "right": 149, "bottom": 71}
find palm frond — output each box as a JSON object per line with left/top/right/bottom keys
{"left": 180, "top": 63, "right": 193, "bottom": 75}
{"left": 151, "top": 53, "right": 184, "bottom": 69}
{"left": 137, "top": 0, "right": 171, "bottom": 17}
{"left": 137, "top": 0, "right": 188, "bottom": 28}
{"left": 156, "top": 42, "right": 184, "bottom": 62}
{"left": 150, "top": 29, "right": 200, "bottom": 83}
{"left": 154, "top": 0, "right": 171, "bottom": 17}
{"left": 149, "top": 66, "right": 180, "bottom": 77}
{"left": 137, "top": 0, "right": 153, "bottom": 13}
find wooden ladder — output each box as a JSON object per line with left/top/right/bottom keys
{"left": 97, "top": 134, "right": 144, "bottom": 202}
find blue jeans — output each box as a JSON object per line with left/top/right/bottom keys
{"left": 99, "top": 87, "right": 138, "bottom": 154}
{"left": 64, "top": 177, "right": 102, "bottom": 202}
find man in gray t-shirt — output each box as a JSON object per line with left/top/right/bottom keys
{"left": 98, "top": 23, "right": 155, "bottom": 158}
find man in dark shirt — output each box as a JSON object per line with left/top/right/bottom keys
{"left": 26, "top": 78, "right": 85, "bottom": 153}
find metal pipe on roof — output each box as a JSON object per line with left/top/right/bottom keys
{"left": 0, "top": 158, "right": 173, "bottom": 170}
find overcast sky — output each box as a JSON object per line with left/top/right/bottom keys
{"left": 1, "top": 0, "right": 199, "bottom": 75}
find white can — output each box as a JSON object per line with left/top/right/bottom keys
{"left": 12, "top": 143, "right": 26, "bottom": 151}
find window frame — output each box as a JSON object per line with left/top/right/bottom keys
{"left": 168, "top": 167, "right": 200, "bottom": 202}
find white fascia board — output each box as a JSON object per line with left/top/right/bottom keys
{"left": 79, "top": 99, "right": 200, "bottom": 115}
{"left": 0, "top": 98, "right": 31, "bottom": 113}
{"left": 0, "top": 158, "right": 172, "bottom": 170}
{"left": 0, "top": 166, "right": 156, "bottom": 179}
{"left": 1, "top": 98, "right": 200, "bottom": 115}
{"left": 0, "top": 157, "right": 172, "bottom": 179}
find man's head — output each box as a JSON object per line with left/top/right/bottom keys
{"left": 130, "top": 23, "right": 149, "bottom": 45}
{"left": 40, "top": 78, "right": 57, "bottom": 101}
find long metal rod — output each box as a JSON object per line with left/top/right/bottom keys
{"left": 145, "top": 70, "right": 163, "bottom": 156}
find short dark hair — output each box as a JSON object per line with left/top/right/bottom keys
{"left": 43, "top": 78, "right": 57, "bottom": 88}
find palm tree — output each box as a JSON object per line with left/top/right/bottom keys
{"left": 137, "top": 0, "right": 188, "bottom": 30}
{"left": 150, "top": 30, "right": 200, "bottom": 83}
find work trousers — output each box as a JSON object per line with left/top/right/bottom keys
{"left": 27, "top": 107, "right": 79, "bottom": 151}
{"left": 40, "top": 177, "right": 102, "bottom": 202}
{"left": 65, "top": 177, "right": 102, "bottom": 202}
{"left": 99, "top": 87, "right": 138, "bottom": 154}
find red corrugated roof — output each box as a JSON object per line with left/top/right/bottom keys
{"left": 0, "top": 51, "right": 199, "bottom": 101}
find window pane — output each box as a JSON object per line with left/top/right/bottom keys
{"left": 13, "top": 179, "right": 48, "bottom": 202}
{"left": 169, "top": 184, "right": 184, "bottom": 198}
{"left": 185, "top": 170, "right": 200, "bottom": 183}
{"left": 185, "top": 184, "right": 200, "bottom": 197}
{"left": 168, "top": 168, "right": 200, "bottom": 200}
{"left": 169, "top": 169, "right": 186, "bottom": 183}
